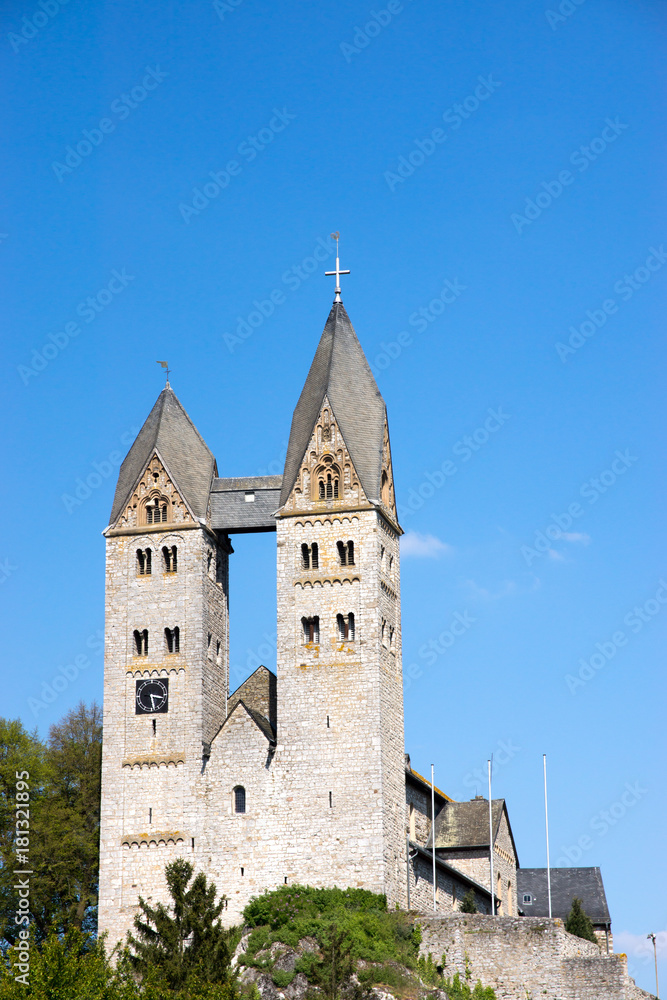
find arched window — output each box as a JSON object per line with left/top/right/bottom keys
{"left": 337, "top": 613, "right": 355, "bottom": 641}
{"left": 381, "top": 619, "right": 387, "bottom": 648}
{"left": 136, "top": 549, "right": 151, "bottom": 575}
{"left": 145, "top": 496, "right": 169, "bottom": 525}
{"left": 163, "top": 546, "right": 177, "bottom": 572}
{"left": 302, "top": 616, "right": 320, "bottom": 644}
{"left": 389, "top": 626, "right": 395, "bottom": 651}
{"left": 337, "top": 541, "right": 354, "bottom": 566}
{"left": 165, "top": 626, "right": 180, "bottom": 654}
{"left": 133, "top": 629, "right": 148, "bottom": 656}
{"left": 234, "top": 786, "right": 246, "bottom": 814}
{"left": 301, "top": 543, "right": 319, "bottom": 569}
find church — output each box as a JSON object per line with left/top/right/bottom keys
{"left": 97, "top": 263, "right": 596, "bottom": 951}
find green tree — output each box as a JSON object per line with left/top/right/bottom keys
{"left": 127, "top": 859, "right": 233, "bottom": 989}
{"left": 459, "top": 890, "right": 478, "bottom": 914}
{"left": 0, "top": 703, "right": 102, "bottom": 947}
{"left": 565, "top": 897, "right": 597, "bottom": 943}
{"left": 308, "top": 923, "right": 355, "bottom": 1000}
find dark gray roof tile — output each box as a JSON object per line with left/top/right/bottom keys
{"left": 109, "top": 388, "right": 216, "bottom": 526}
{"left": 280, "top": 301, "right": 386, "bottom": 507}
{"left": 517, "top": 868, "right": 611, "bottom": 924}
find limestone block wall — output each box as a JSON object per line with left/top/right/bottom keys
{"left": 99, "top": 522, "right": 229, "bottom": 951}
{"left": 409, "top": 854, "right": 491, "bottom": 915}
{"left": 275, "top": 506, "right": 406, "bottom": 906}
{"left": 406, "top": 782, "right": 435, "bottom": 845}
{"left": 417, "top": 914, "right": 653, "bottom": 1000}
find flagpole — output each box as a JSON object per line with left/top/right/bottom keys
{"left": 544, "top": 754, "right": 552, "bottom": 919}
{"left": 431, "top": 764, "right": 437, "bottom": 912}
{"left": 488, "top": 759, "right": 495, "bottom": 915}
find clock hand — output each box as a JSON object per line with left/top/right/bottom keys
{"left": 150, "top": 693, "right": 158, "bottom": 710}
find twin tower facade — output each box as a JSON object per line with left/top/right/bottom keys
{"left": 98, "top": 300, "right": 407, "bottom": 947}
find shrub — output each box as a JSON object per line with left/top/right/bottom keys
{"left": 565, "top": 897, "right": 597, "bottom": 944}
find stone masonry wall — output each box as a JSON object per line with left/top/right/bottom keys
{"left": 98, "top": 522, "right": 229, "bottom": 950}
{"left": 417, "top": 914, "right": 653, "bottom": 1000}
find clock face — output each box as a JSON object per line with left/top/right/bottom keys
{"left": 135, "top": 678, "right": 169, "bottom": 714}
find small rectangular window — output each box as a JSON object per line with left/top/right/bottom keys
{"left": 244, "top": 491, "right": 255, "bottom": 503}
{"left": 523, "top": 894, "right": 532, "bottom": 904}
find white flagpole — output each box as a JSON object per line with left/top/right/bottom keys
{"left": 431, "top": 764, "right": 437, "bottom": 912}
{"left": 488, "top": 758, "right": 495, "bottom": 915}
{"left": 544, "top": 754, "right": 552, "bottom": 919}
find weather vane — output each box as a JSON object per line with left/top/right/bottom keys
{"left": 157, "top": 360, "right": 171, "bottom": 387}
{"left": 325, "top": 232, "right": 350, "bottom": 303}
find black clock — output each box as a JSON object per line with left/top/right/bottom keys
{"left": 135, "top": 678, "right": 169, "bottom": 714}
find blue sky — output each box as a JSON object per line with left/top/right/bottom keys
{"left": 2, "top": 0, "right": 666, "bottom": 989}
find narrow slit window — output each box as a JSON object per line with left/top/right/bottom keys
{"left": 149, "top": 808, "right": 152, "bottom": 824}
{"left": 329, "top": 791, "right": 333, "bottom": 808}
{"left": 311, "top": 542, "right": 319, "bottom": 569}
{"left": 337, "top": 541, "right": 346, "bottom": 565}
{"left": 234, "top": 786, "right": 246, "bottom": 814}
{"left": 136, "top": 549, "right": 152, "bottom": 575}
{"left": 347, "top": 541, "right": 354, "bottom": 565}
{"left": 165, "top": 627, "right": 180, "bottom": 654}
{"left": 302, "top": 616, "right": 320, "bottom": 644}
{"left": 163, "top": 546, "right": 177, "bottom": 572}
{"left": 301, "top": 543, "right": 310, "bottom": 569}
{"left": 152, "top": 719, "right": 156, "bottom": 736}
{"left": 133, "top": 629, "right": 148, "bottom": 656}
{"left": 318, "top": 480, "right": 325, "bottom": 499}
{"left": 389, "top": 627, "right": 395, "bottom": 651}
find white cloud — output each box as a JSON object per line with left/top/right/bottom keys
{"left": 615, "top": 930, "right": 667, "bottom": 960}
{"left": 464, "top": 578, "right": 517, "bottom": 601}
{"left": 561, "top": 531, "right": 591, "bottom": 545}
{"left": 401, "top": 532, "right": 453, "bottom": 558}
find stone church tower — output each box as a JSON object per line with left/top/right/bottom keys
{"left": 98, "top": 296, "right": 407, "bottom": 947}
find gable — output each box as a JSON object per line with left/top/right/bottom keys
{"left": 281, "top": 398, "right": 371, "bottom": 513}
{"left": 111, "top": 451, "right": 195, "bottom": 531}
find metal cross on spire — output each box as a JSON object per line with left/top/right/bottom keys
{"left": 325, "top": 232, "right": 350, "bottom": 302}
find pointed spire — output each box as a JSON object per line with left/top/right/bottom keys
{"left": 280, "top": 300, "right": 386, "bottom": 507}
{"left": 109, "top": 387, "right": 216, "bottom": 527}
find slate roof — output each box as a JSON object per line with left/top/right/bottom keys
{"left": 210, "top": 476, "right": 282, "bottom": 533}
{"left": 517, "top": 868, "right": 611, "bottom": 925}
{"left": 427, "top": 797, "right": 518, "bottom": 861}
{"left": 109, "top": 387, "right": 216, "bottom": 526}
{"left": 280, "top": 301, "right": 387, "bottom": 507}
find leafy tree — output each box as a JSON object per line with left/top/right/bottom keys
{"left": 459, "top": 889, "right": 478, "bottom": 914}
{"left": 0, "top": 703, "right": 102, "bottom": 947}
{"left": 127, "top": 858, "right": 233, "bottom": 989}
{"left": 565, "top": 897, "right": 597, "bottom": 943}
